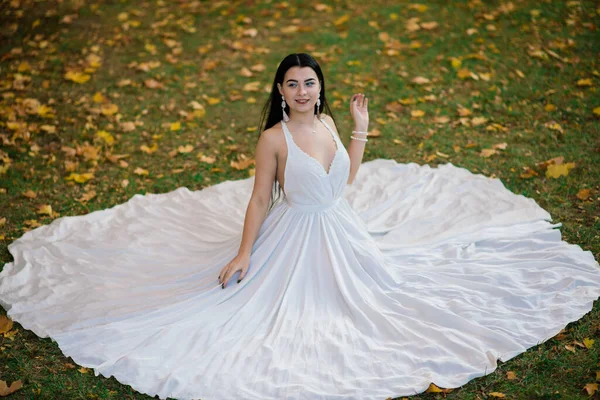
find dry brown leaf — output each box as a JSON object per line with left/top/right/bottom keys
{"left": 480, "top": 148, "right": 497, "bottom": 157}
{"left": 144, "top": 79, "right": 165, "bottom": 89}
{"left": 0, "top": 379, "right": 23, "bottom": 396}
{"left": 537, "top": 156, "right": 564, "bottom": 170}
{"left": 198, "top": 154, "right": 216, "bottom": 164}
{"left": 506, "top": 371, "right": 516, "bottom": 380}
{"left": 134, "top": 167, "right": 149, "bottom": 176}
{"left": 231, "top": 156, "right": 255, "bottom": 170}
{"left": 22, "top": 190, "right": 37, "bottom": 198}
{"left": 576, "top": 188, "right": 591, "bottom": 200}
{"left": 77, "top": 190, "right": 96, "bottom": 203}
{"left": 120, "top": 121, "right": 136, "bottom": 132}
{"left": 471, "top": 117, "right": 488, "bottom": 126}
{"left": 0, "top": 315, "right": 13, "bottom": 334}
{"left": 457, "top": 107, "right": 472, "bottom": 117}
{"left": 565, "top": 344, "right": 576, "bottom": 352}
{"left": 585, "top": 383, "right": 598, "bottom": 396}
{"left": 520, "top": 167, "right": 538, "bottom": 179}
{"left": 412, "top": 76, "right": 430, "bottom": 85}
{"left": 420, "top": 21, "right": 439, "bottom": 30}
{"left": 178, "top": 144, "right": 194, "bottom": 154}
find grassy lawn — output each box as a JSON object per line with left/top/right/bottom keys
{"left": 1, "top": 0, "right": 599, "bottom": 398}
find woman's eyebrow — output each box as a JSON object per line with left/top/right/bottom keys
{"left": 285, "top": 78, "right": 316, "bottom": 83}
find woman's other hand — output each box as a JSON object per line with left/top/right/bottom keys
{"left": 218, "top": 253, "right": 251, "bottom": 289}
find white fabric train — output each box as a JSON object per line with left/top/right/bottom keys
{"left": 1, "top": 117, "right": 599, "bottom": 399}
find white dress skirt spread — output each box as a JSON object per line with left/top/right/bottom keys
{"left": 1, "top": 117, "right": 599, "bottom": 400}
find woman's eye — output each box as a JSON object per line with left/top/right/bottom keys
{"left": 289, "top": 82, "right": 313, "bottom": 87}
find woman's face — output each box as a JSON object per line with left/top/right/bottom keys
{"left": 277, "top": 66, "right": 321, "bottom": 114}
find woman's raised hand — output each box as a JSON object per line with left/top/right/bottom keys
{"left": 219, "top": 253, "right": 250, "bottom": 289}
{"left": 350, "top": 93, "right": 369, "bottom": 131}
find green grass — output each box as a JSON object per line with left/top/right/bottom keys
{"left": 1, "top": 0, "right": 599, "bottom": 398}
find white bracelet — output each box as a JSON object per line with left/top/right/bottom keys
{"left": 352, "top": 130, "right": 368, "bottom": 135}
{"left": 350, "top": 136, "right": 368, "bottom": 142}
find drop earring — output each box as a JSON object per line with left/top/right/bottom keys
{"left": 281, "top": 95, "right": 290, "bottom": 122}
{"left": 316, "top": 93, "right": 321, "bottom": 118}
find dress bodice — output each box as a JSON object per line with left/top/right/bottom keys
{"left": 280, "top": 117, "right": 350, "bottom": 212}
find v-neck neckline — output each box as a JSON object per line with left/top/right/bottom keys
{"left": 282, "top": 118, "right": 340, "bottom": 176}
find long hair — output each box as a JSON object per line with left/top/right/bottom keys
{"left": 257, "top": 53, "right": 337, "bottom": 213}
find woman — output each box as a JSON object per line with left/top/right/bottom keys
{"left": 218, "top": 53, "right": 369, "bottom": 289}
{"left": 1, "top": 53, "right": 599, "bottom": 400}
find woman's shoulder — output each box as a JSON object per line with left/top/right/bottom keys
{"left": 259, "top": 123, "right": 285, "bottom": 154}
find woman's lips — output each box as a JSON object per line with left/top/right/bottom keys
{"left": 296, "top": 99, "right": 309, "bottom": 104}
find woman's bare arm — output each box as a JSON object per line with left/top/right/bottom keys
{"left": 236, "top": 129, "right": 279, "bottom": 257}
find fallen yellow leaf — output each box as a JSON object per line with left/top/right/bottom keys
{"left": 334, "top": 14, "right": 350, "bottom": 26}
{"left": 64, "top": 71, "right": 90, "bottom": 83}
{"left": 93, "top": 92, "right": 107, "bottom": 103}
{"left": 424, "top": 382, "right": 452, "bottom": 393}
{"left": 457, "top": 68, "right": 473, "bottom": 79}
{"left": 40, "top": 124, "right": 56, "bottom": 133}
{"left": 65, "top": 172, "right": 94, "bottom": 183}
{"left": 140, "top": 143, "right": 158, "bottom": 154}
{"left": 170, "top": 122, "right": 181, "bottom": 131}
{"left": 425, "top": 383, "right": 443, "bottom": 393}
{"left": 544, "top": 122, "right": 563, "bottom": 133}
{"left": 583, "top": 338, "right": 595, "bottom": 349}
{"left": 96, "top": 130, "right": 115, "bottom": 145}
{"left": 546, "top": 162, "right": 575, "bottom": 179}
{"left": 37, "top": 204, "right": 53, "bottom": 215}
{"left": 576, "top": 78, "right": 593, "bottom": 87}
{"left": 489, "top": 392, "right": 506, "bottom": 398}
{"left": 101, "top": 103, "right": 119, "bottom": 116}
{"left": 411, "top": 109, "right": 425, "bottom": 118}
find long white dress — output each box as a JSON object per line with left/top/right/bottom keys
{"left": 1, "top": 117, "right": 599, "bottom": 400}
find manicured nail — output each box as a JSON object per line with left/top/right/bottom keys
{"left": 222, "top": 283, "right": 224, "bottom": 289}
{"left": 237, "top": 279, "right": 241, "bottom": 284}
